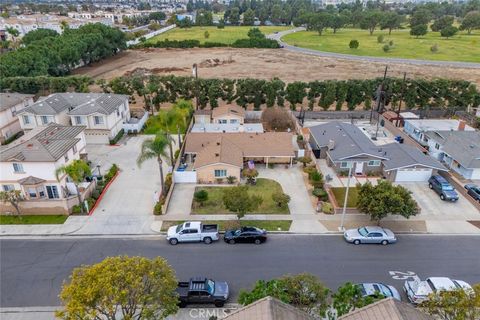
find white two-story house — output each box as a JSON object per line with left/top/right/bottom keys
{"left": 0, "top": 124, "right": 91, "bottom": 215}
{"left": 0, "top": 93, "right": 34, "bottom": 144}
{"left": 18, "top": 93, "right": 130, "bottom": 144}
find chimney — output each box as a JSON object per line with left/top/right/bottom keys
{"left": 458, "top": 120, "right": 466, "bottom": 131}
{"left": 328, "top": 139, "right": 335, "bottom": 151}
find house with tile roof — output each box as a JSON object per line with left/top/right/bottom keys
{"left": 180, "top": 132, "right": 296, "bottom": 183}
{"left": 309, "top": 121, "right": 446, "bottom": 182}
{"left": 0, "top": 123, "right": 92, "bottom": 215}
{"left": 0, "top": 93, "right": 34, "bottom": 144}
{"left": 18, "top": 93, "right": 130, "bottom": 144}
{"left": 192, "top": 105, "right": 264, "bottom": 133}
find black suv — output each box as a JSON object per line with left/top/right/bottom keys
{"left": 177, "top": 277, "right": 229, "bottom": 308}
{"left": 428, "top": 175, "right": 459, "bottom": 202}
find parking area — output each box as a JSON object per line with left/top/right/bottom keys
{"left": 400, "top": 182, "right": 480, "bottom": 219}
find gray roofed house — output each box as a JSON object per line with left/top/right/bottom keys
{"left": 0, "top": 93, "right": 34, "bottom": 112}
{"left": 0, "top": 93, "right": 34, "bottom": 144}
{"left": 309, "top": 121, "right": 446, "bottom": 183}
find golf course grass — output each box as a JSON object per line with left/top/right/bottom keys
{"left": 282, "top": 28, "right": 480, "bottom": 62}
{"left": 147, "top": 26, "right": 292, "bottom": 45}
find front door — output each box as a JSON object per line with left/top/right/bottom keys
{"left": 355, "top": 162, "right": 364, "bottom": 175}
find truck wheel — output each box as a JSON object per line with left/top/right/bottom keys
{"left": 203, "top": 237, "right": 212, "bottom": 244}
{"left": 214, "top": 301, "right": 224, "bottom": 307}
{"left": 169, "top": 238, "right": 178, "bottom": 245}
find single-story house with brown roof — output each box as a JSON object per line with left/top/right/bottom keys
{"left": 181, "top": 132, "right": 296, "bottom": 183}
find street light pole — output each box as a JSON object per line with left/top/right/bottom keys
{"left": 192, "top": 63, "right": 199, "bottom": 111}
{"left": 339, "top": 164, "right": 353, "bottom": 231}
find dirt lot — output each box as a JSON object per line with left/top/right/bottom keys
{"left": 74, "top": 48, "right": 480, "bottom": 86}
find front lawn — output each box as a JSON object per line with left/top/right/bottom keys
{"left": 0, "top": 215, "right": 68, "bottom": 225}
{"left": 160, "top": 220, "right": 292, "bottom": 232}
{"left": 331, "top": 187, "right": 359, "bottom": 208}
{"left": 192, "top": 178, "right": 290, "bottom": 214}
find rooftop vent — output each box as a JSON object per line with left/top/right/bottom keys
{"left": 215, "top": 153, "right": 220, "bottom": 157}
{"left": 328, "top": 139, "right": 335, "bottom": 151}
{"left": 216, "top": 142, "right": 221, "bottom": 146}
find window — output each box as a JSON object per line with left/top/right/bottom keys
{"left": 13, "top": 163, "right": 24, "bottom": 173}
{"left": 368, "top": 160, "right": 381, "bottom": 167}
{"left": 116, "top": 109, "right": 120, "bottom": 117}
{"left": 94, "top": 116, "right": 104, "bottom": 125}
{"left": 23, "top": 115, "right": 30, "bottom": 125}
{"left": 38, "top": 187, "right": 45, "bottom": 198}
{"left": 75, "top": 116, "right": 83, "bottom": 125}
{"left": 340, "top": 162, "right": 349, "bottom": 168}
{"left": 72, "top": 144, "right": 77, "bottom": 154}
{"left": 11, "top": 107, "right": 17, "bottom": 117}
{"left": 214, "top": 169, "right": 227, "bottom": 177}
{"left": 46, "top": 185, "right": 59, "bottom": 199}
{"left": 218, "top": 119, "right": 227, "bottom": 124}
{"left": 230, "top": 119, "right": 238, "bottom": 124}
{"left": 2, "top": 185, "right": 14, "bottom": 192}
{"left": 435, "top": 143, "right": 440, "bottom": 150}
{"left": 64, "top": 154, "right": 69, "bottom": 162}
{"left": 40, "top": 116, "right": 51, "bottom": 125}
{"left": 28, "top": 188, "right": 37, "bottom": 198}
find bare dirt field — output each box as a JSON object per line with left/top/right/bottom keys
{"left": 74, "top": 48, "right": 480, "bottom": 86}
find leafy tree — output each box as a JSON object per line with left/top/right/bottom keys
{"left": 229, "top": 7, "right": 241, "bottom": 25}
{"left": 310, "top": 13, "right": 333, "bottom": 36}
{"left": 360, "top": 10, "right": 383, "bottom": 35}
{"left": 349, "top": 39, "right": 359, "bottom": 49}
{"left": 285, "top": 81, "right": 306, "bottom": 110}
{"left": 222, "top": 185, "right": 262, "bottom": 219}
{"left": 137, "top": 133, "right": 170, "bottom": 196}
{"left": 377, "top": 34, "right": 384, "bottom": 43}
{"left": 177, "top": 17, "right": 193, "bottom": 28}
{"left": 0, "top": 190, "right": 23, "bottom": 216}
{"left": 330, "top": 14, "right": 347, "bottom": 33}
{"left": 431, "top": 15, "right": 454, "bottom": 32}
{"left": 410, "top": 24, "right": 428, "bottom": 38}
{"left": 272, "top": 192, "right": 290, "bottom": 208}
{"left": 55, "top": 159, "right": 92, "bottom": 214}
{"left": 242, "top": 168, "right": 259, "bottom": 185}
{"left": 329, "top": 282, "right": 384, "bottom": 318}
{"left": 217, "top": 18, "right": 225, "bottom": 29}
{"left": 298, "top": 156, "right": 312, "bottom": 167}
{"left": 419, "top": 283, "right": 480, "bottom": 320}
{"left": 261, "top": 107, "right": 294, "bottom": 131}
{"left": 148, "top": 23, "right": 161, "bottom": 31}
{"left": 196, "top": 9, "right": 213, "bottom": 26}
{"left": 22, "top": 28, "right": 58, "bottom": 45}
{"left": 247, "top": 27, "right": 265, "bottom": 39}
{"left": 56, "top": 256, "right": 178, "bottom": 320}
{"left": 460, "top": 11, "right": 480, "bottom": 34}
{"left": 193, "top": 190, "right": 208, "bottom": 207}
{"left": 380, "top": 12, "right": 403, "bottom": 35}
{"left": 410, "top": 9, "right": 431, "bottom": 27}
{"left": 357, "top": 181, "right": 419, "bottom": 224}
{"left": 239, "top": 273, "right": 330, "bottom": 316}
{"left": 243, "top": 8, "right": 256, "bottom": 26}
{"left": 149, "top": 11, "right": 166, "bottom": 22}
{"left": 441, "top": 25, "right": 459, "bottom": 38}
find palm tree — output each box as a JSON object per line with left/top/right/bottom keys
{"left": 55, "top": 159, "right": 91, "bottom": 214}
{"left": 137, "top": 133, "right": 170, "bottom": 196}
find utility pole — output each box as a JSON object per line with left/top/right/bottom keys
{"left": 395, "top": 72, "right": 407, "bottom": 127}
{"left": 370, "top": 66, "right": 388, "bottom": 124}
{"left": 373, "top": 66, "right": 388, "bottom": 140}
{"left": 339, "top": 164, "right": 353, "bottom": 231}
{"left": 192, "top": 63, "right": 199, "bottom": 111}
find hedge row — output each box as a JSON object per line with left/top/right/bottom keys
{"left": 133, "top": 37, "right": 279, "bottom": 49}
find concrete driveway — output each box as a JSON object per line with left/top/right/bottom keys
{"left": 76, "top": 135, "right": 178, "bottom": 234}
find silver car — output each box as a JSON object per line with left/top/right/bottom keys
{"left": 358, "top": 283, "right": 401, "bottom": 301}
{"left": 344, "top": 226, "right": 397, "bottom": 245}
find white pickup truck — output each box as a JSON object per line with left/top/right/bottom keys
{"left": 404, "top": 277, "right": 472, "bottom": 304}
{"left": 167, "top": 221, "right": 219, "bottom": 245}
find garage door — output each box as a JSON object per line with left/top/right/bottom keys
{"left": 85, "top": 132, "right": 109, "bottom": 144}
{"left": 395, "top": 168, "right": 433, "bottom": 182}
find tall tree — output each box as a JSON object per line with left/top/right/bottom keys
{"left": 460, "top": 11, "right": 480, "bottom": 34}
{"left": 380, "top": 12, "right": 403, "bottom": 35}
{"left": 311, "top": 13, "right": 333, "bottom": 35}
{"left": 410, "top": 9, "right": 431, "bottom": 27}
{"left": 329, "top": 282, "right": 384, "bottom": 318}
{"left": 0, "top": 190, "right": 23, "bottom": 216}
{"left": 55, "top": 159, "right": 92, "bottom": 214}
{"left": 410, "top": 24, "right": 428, "bottom": 38}
{"left": 229, "top": 7, "right": 241, "bottom": 25}
{"left": 357, "top": 181, "right": 419, "bottom": 224}
{"left": 222, "top": 185, "right": 262, "bottom": 219}
{"left": 431, "top": 15, "right": 454, "bottom": 32}
{"left": 22, "top": 28, "right": 58, "bottom": 45}
{"left": 360, "top": 10, "right": 383, "bottom": 35}
{"left": 330, "top": 14, "right": 347, "bottom": 34}
{"left": 243, "top": 8, "right": 256, "bottom": 26}
{"left": 137, "top": 133, "right": 170, "bottom": 196}
{"left": 56, "top": 256, "right": 178, "bottom": 320}
{"left": 440, "top": 25, "right": 459, "bottom": 38}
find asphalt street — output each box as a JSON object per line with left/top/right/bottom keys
{"left": 1, "top": 235, "right": 480, "bottom": 308}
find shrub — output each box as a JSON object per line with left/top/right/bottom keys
{"left": 200, "top": 41, "right": 229, "bottom": 48}
{"left": 204, "top": 30, "right": 210, "bottom": 39}
{"left": 109, "top": 129, "right": 124, "bottom": 145}
{"left": 267, "top": 163, "right": 275, "bottom": 169}
{"left": 91, "top": 189, "right": 101, "bottom": 200}
{"left": 226, "top": 176, "right": 237, "bottom": 184}
{"left": 164, "top": 173, "right": 173, "bottom": 194}
{"left": 231, "top": 38, "right": 280, "bottom": 49}
{"left": 194, "top": 190, "right": 208, "bottom": 206}
{"left": 389, "top": 40, "right": 394, "bottom": 46}
{"left": 312, "top": 188, "right": 328, "bottom": 201}
{"left": 153, "top": 201, "right": 162, "bottom": 215}
{"left": 72, "top": 205, "right": 82, "bottom": 214}
{"left": 104, "top": 164, "right": 119, "bottom": 183}
{"left": 261, "top": 107, "right": 294, "bottom": 132}
{"left": 383, "top": 44, "right": 390, "bottom": 52}
{"left": 430, "top": 43, "right": 439, "bottom": 53}
{"left": 298, "top": 156, "right": 312, "bottom": 167}
{"left": 303, "top": 166, "right": 316, "bottom": 175}
{"left": 309, "top": 171, "right": 323, "bottom": 182}
{"left": 349, "top": 39, "right": 359, "bottom": 49}
{"left": 86, "top": 198, "right": 96, "bottom": 211}
{"left": 272, "top": 192, "right": 291, "bottom": 208}
{"left": 153, "top": 39, "right": 200, "bottom": 48}
{"left": 377, "top": 35, "right": 384, "bottom": 43}
{"left": 322, "top": 202, "right": 333, "bottom": 214}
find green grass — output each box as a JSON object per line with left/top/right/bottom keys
{"left": 192, "top": 178, "right": 290, "bottom": 214}
{"left": 0, "top": 215, "right": 68, "bottom": 225}
{"left": 331, "top": 187, "right": 359, "bottom": 208}
{"left": 160, "top": 220, "right": 292, "bottom": 232}
{"left": 282, "top": 28, "right": 480, "bottom": 63}
{"left": 147, "top": 26, "right": 292, "bottom": 45}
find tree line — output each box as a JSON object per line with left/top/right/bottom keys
{"left": 0, "top": 23, "right": 126, "bottom": 78}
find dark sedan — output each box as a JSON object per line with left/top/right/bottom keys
{"left": 465, "top": 184, "right": 480, "bottom": 202}
{"left": 224, "top": 227, "right": 267, "bottom": 244}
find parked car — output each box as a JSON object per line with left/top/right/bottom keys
{"left": 428, "top": 175, "right": 459, "bottom": 202}
{"left": 465, "top": 184, "right": 480, "bottom": 202}
{"left": 177, "top": 277, "right": 229, "bottom": 308}
{"left": 404, "top": 277, "right": 472, "bottom": 304}
{"left": 166, "top": 221, "right": 219, "bottom": 245}
{"left": 358, "top": 283, "right": 401, "bottom": 301}
{"left": 343, "top": 226, "right": 397, "bottom": 245}
{"left": 224, "top": 226, "right": 267, "bottom": 244}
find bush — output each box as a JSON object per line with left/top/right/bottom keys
{"left": 303, "top": 166, "right": 316, "bottom": 175}
{"left": 377, "top": 35, "right": 384, "bottom": 43}
{"left": 153, "top": 201, "right": 162, "bottom": 215}
{"left": 193, "top": 190, "right": 208, "bottom": 206}
{"left": 199, "top": 41, "right": 229, "bottom": 48}
{"left": 349, "top": 39, "right": 359, "bottom": 49}
{"left": 322, "top": 202, "right": 333, "bottom": 214}
{"left": 312, "top": 188, "right": 328, "bottom": 201}
{"left": 272, "top": 192, "right": 291, "bottom": 208}
{"left": 231, "top": 38, "right": 280, "bottom": 49}
{"left": 430, "top": 43, "right": 439, "bottom": 53}
{"left": 86, "top": 198, "right": 96, "bottom": 211}
{"left": 261, "top": 107, "right": 294, "bottom": 131}
{"left": 91, "top": 189, "right": 101, "bottom": 200}
{"left": 104, "top": 164, "right": 119, "bottom": 183}
{"left": 383, "top": 44, "right": 390, "bottom": 52}
{"left": 389, "top": 40, "right": 394, "bottom": 46}
{"left": 268, "top": 163, "right": 275, "bottom": 169}
{"left": 226, "top": 176, "right": 237, "bottom": 184}
{"left": 153, "top": 39, "right": 200, "bottom": 48}
{"left": 204, "top": 31, "right": 210, "bottom": 39}
{"left": 165, "top": 173, "right": 173, "bottom": 193}
{"left": 72, "top": 205, "right": 82, "bottom": 214}
{"left": 309, "top": 171, "right": 323, "bottom": 182}
{"left": 109, "top": 129, "right": 124, "bottom": 145}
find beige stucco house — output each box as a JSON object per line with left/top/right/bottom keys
{"left": 0, "top": 93, "right": 34, "bottom": 144}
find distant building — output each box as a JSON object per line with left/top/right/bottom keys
{"left": 0, "top": 93, "right": 34, "bottom": 144}
{"left": 404, "top": 119, "right": 475, "bottom": 147}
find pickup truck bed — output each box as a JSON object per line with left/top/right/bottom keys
{"left": 202, "top": 224, "right": 218, "bottom": 232}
